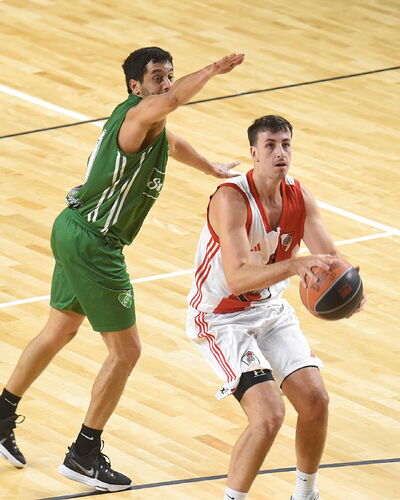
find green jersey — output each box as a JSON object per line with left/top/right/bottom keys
{"left": 66, "top": 94, "right": 169, "bottom": 247}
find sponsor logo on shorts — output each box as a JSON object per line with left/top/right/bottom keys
{"left": 241, "top": 350, "right": 260, "bottom": 366}
{"left": 118, "top": 289, "right": 133, "bottom": 309}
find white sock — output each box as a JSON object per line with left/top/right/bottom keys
{"left": 294, "top": 468, "right": 318, "bottom": 499}
{"left": 223, "top": 486, "right": 248, "bottom": 500}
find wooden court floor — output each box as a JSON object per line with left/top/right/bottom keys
{"left": 0, "top": 0, "right": 399, "bottom": 499}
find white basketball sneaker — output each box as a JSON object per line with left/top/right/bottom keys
{"left": 290, "top": 492, "right": 320, "bottom": 500}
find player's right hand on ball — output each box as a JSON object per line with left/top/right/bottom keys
{"left": 294, "top": 254, "right": 337, "bottom": 287}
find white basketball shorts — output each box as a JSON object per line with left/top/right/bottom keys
{"left": 186, "top": 299, "right": 322, "bottom": 399}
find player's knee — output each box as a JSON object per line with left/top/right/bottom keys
{"left": 115, "top": 338, "right": 141, "bottom": 371}
{"left": 60, "top": 328, "right": 79, "bottom": 343}
{"left": 238, "top": 370, "right": 285, "bottom": 435}
{"left": 262, "top": 405, "right": 284, "bottom": 434}
{"left": 39, "top": 327, "right": 78, "bottom": 350}
{"left": 249, "top": 404, "right": 285, "bottom": 437}
{"left": 301, "top": 388, "right": 329, "bottom": 421}
{"left": 315, "top": 390, "right": 329, "bottom": 419}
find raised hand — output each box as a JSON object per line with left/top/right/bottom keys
{"left": 210, "top": 53, "right": 245, "bottom": 75}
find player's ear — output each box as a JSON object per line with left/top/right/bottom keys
{"left": 129, "top": 79, "right": 141, "bottom": 96}
{"left": 250, "top": 146, "right": 258, "bottom": 162}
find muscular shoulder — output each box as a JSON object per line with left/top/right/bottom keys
{"left": 119, "top": 102, "right": 166, "bottom": 154}
{"left": 212, "top": 183, "right": 247, "bottom": 209}
{"left": 300, "top": 183, "right": 319, "bottom": 215}
{"left": 209, "top": 184, "right": 248, "bottom": 236}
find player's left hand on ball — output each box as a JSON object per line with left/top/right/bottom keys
{"left": 346, "top": 294, "right": 367, "bottom": 317}
{"left": 346, "top": 265, "right": 366, "bottom": 317}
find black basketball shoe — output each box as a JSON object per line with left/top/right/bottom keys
{"left": 0, "top": 414, "right": 26, "bottom": 468}
{"left": 58, "top": 442, "right": 132, "bottom": 492}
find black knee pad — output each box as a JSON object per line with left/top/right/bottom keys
{"left": 233, "top": 369, "right": 274, "bottom": 402}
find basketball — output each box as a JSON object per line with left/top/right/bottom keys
{"left": 299, "top": 258, "right": 363, "bottom": 320}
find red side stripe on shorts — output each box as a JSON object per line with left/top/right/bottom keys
{"left": 190, "top": 237, "right": 219, "bottom": 309}
{"left": 194, "top": 312, "right": 236, "bottom": 382}
{"left": 190, "top": 237, "right": 217, "bottom": 307}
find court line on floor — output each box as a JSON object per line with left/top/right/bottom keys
{"left": 0, "top": 230, "right": 397, "bottom": 310}
{"left": 2, "top": 80, "right": 399, "bottom": 239}
{"left": 0, "top": 84, "right": 105, "bottom": 130}
{"left": 317, "top": 201, "right": 400, "bottom": 234}
{"left": 36, "top": 457, "right": 400, "bottom": 499}
{"left": 1, "top": 65, "right": 399, "bottom": 139}
{"left": 1, "top": 80, "right": 399, "bottom": 311}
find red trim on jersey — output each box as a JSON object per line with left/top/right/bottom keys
{"left": 206, "top": 202, "right": 219, "bottom": 242}
{"left": 190, "top": 237, "right": 220, "bottom": 309}
{"left": 206, "top": 183, "right": 252, "bottom": 240}
{"left": 246, "top": 170, "right": 271, "bottom": 231}
{"left": 194, "top": 312, "right": 236, "bottom": 382}
{"left": 214, "top": 293, "right": 263, "bottom": 313}
{"left": 274, "top": 177, "right": 305, "bottom": 262}
{"left": 247, "top": 170, "right": 306, "bottom": 262}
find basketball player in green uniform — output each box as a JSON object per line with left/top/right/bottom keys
{"left": 0, "top": 47, "right": 244, "bottom": 491}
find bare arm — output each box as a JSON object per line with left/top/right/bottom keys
{"left": 167, "top": 130, "right": 240, "bottom": 178}
{"left": 302, "top": 184, "right": 366, "bottom": 313}
{"left": 118, "top": 53, "right": 244, "bottom": 154}
{"left": 302, "top": 185, "right": 337, "bottom": 255}
{"left": 210, "top": 186, "right": 335, "bottom": 295}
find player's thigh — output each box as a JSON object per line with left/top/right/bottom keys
{"left": 186, "top": 308, "right": 272, "bottom": 396}
{"left": 240, "top": 379, "right": 285, "bottom": 426}
{"left": 50, "top": 259, "right": 85, "bottom": 316}
{"left": 45, "top": 307, "right": 85, "bottom": 332}
{"left": 77, "top": 242, "right": 134, "bottom": 332}
{"left": 53, "top": 211, "right": 135, "bottom": 332}
{"left": 79, "top": 279, "right": 135, "bottom": 333}
{"left": 33, "top": 307, "right": 85, "bottom": 349}
{"left": 257, "top": 303, "right": 322, "bottom": 387}
{"left": 281, "top": 366, "right": 329, "bottom": 414}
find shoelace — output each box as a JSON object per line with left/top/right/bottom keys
{"left": 97, "top": 442, "right": 118, "bottom": 478}
{"left": 15, "top": 415, "right": 25, "bottom": 426}
{"left": 1, "top": 415, "right": 25, "bottom": 439}
{"left": 98, "top": 452, "right": 117, "bottom": 478}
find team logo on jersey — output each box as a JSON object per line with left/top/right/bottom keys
{"left": 147, "top": 177, "right": 163, "bottom": 192}
{"left": 241, "top": 351, "right": 260, "bottom": 366}
{"left": 280, "top": 232, "right": 294, "bottom": 252}
{"left": 144, "top": 168, "right": 165, "bottom": 200}
{"left": 118, "top": 289, "right": 133, "bottom": 309}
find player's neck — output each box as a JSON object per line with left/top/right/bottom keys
{"left": 253, "top": 171, "right": 282, "bottom": 205}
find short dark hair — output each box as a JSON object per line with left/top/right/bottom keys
{"left": 247, "top": 115, "right": 293, "bottom": 146}
{"left": 122, "top": 47, "right": 173, "bottom": 94}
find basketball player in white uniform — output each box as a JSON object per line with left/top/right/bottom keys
{"left": 186, "top": 115, "right": 365, "bottom": 500}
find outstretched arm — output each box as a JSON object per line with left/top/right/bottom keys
{"left": 167, "top": 130, "right": 240, "bottom": 178}
{"left": 119, "top": 53, "right": 244, "bottom": 154}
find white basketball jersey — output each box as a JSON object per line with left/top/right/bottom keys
{"left": 187, "top": 170, "right": 305, "bottom": 313}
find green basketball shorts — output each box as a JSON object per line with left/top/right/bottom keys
{"left": 50, "top": 208, "right": 135, "bottom": 332}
